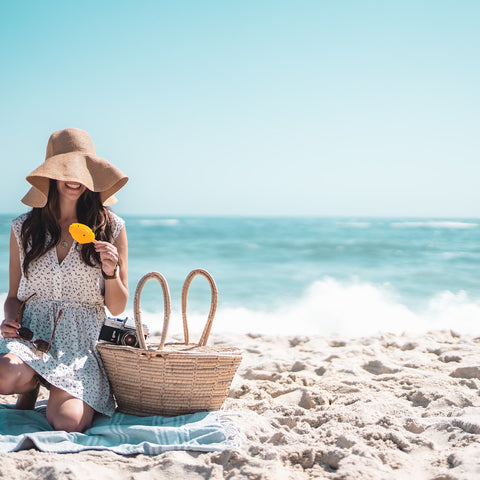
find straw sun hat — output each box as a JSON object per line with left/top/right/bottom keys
{"left": 22, "top": 128, "right": 128, "bottom": 208}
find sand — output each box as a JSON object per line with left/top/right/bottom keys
{"left": 1, "top": 329, "right": 480, "bottom": 479}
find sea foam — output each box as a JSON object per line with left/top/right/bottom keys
{"left": 391, "top": 221, "right": 477, "bottom": 229}
{"left": 2, "top": 279, "right": 478, "bottom": 339}
{"left": 132, "top": 278, "right": 480, "bottom": 338}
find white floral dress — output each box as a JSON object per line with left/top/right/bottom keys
{"left": 0, "top": 212, "right": 125, "bottom": 416}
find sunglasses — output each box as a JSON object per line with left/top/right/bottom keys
{"left": 15, "top": 294, "right": 63, "bottom": 353}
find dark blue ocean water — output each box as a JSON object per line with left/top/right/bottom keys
{"left": 1, "top": 215, "right": 479, "bottom": 336}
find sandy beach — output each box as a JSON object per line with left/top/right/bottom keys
{"left": 1, "top": 329, "right": 480, "bottom": 479}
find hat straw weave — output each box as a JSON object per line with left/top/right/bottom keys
{"left": 22, "top": 128, "right": 128, "bottom": 207}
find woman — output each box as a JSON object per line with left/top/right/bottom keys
{"left": 0, "top": 128, "right": 129, "bottom": 432}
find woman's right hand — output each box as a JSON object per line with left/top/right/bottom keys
{"left": 0, "top": 319, "right": 21, "bottom": 338}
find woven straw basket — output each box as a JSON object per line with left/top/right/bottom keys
{"left": 97, "top": 269, "right": 242, "bottom": 417}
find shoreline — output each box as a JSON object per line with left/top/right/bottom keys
{"left": 1, "top": 330, "right": 480, "bottom": 479}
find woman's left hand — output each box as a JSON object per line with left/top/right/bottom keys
{"left": 94, "top": 241, "right": 119, "bottom": 277}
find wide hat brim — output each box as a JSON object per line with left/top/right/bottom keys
{"left": 22, "top": 152, "right": 128, "bottom": 208}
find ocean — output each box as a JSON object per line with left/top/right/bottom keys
{"left": 1, "top": 214, "right": 479, "bottom": 337}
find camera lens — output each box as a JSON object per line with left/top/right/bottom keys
{"left": 120, "top": 331, "right": 138, "bottom": 347}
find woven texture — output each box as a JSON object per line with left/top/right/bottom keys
{"left": 97, "top": 270, "right": 242, "bottom": 417}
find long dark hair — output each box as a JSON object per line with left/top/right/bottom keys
{"left": 21, "top": 180, "right": 114, "bottom": 276}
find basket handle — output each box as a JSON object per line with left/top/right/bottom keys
{"left": 181, "top": 269, "right": 218, "bottom": 346}
{"left": 133, "top": 272, "right": 171, "bottom": 350}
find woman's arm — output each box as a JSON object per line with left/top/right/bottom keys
{"left": 95, "top": 226, "right": 129, "bottom": 316}
{"left": 1, "top": 228, "right": 22, "bottom": 337}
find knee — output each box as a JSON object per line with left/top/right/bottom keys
{"left": 0, "top": 384, "right": 13, "bottom": 395}
{"left": 48, "top": 415, "right": 87, "bottom": 433}
{"left": 47, "top": 412, "right": 93, "bottom": 433}
{"left": 0, "top": 355, "right": 37, "bottom": 395}
{"left": 46, "top": 387, "right": 95, "bottom": 432}
{"left": 0, "top": 383, "right": 14, "bottom": 395}
{"left": 0, "top": 357, "right": 16, "bottom": 394}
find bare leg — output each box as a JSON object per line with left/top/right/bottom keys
{"left": 15, "top": 380, "right": 40, "bottom": 410}
{"left": 0, "top": 354, "right": 38, "bottom": 409}
{"left": 46, "top": 385, "right": 95, "bottom": 433}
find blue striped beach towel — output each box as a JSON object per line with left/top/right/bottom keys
{"left": 0, "top": 404, "right": 239, "bottom": 455}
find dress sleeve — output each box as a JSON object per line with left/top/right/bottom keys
{"left": 11, "top": 213, "right": 27, "bottom": 246}
{"left": 109, "top": 211, "right": 125, "bottom": 242}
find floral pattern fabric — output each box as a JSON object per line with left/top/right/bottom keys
{"left": 0, "top": 211, "right": 125, "bottom": 416}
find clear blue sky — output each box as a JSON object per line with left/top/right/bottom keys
{"left": 0, "top": 1, "right": 478, "bottom": 217}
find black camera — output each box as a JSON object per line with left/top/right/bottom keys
{"left": 98, "top": 317, "right": 148, "bottom": 348}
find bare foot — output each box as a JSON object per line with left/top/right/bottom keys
{"left": 15, "top": 381, "right": 40, "bottom": 410}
